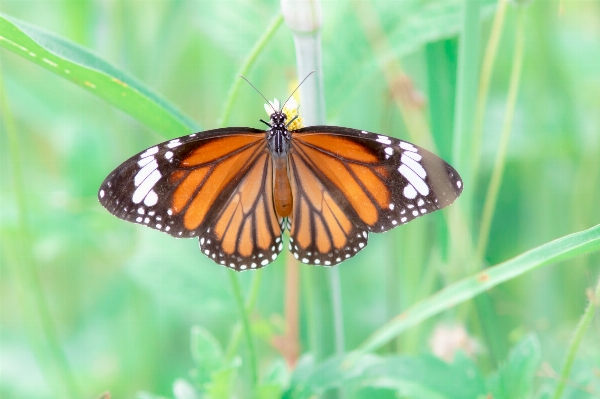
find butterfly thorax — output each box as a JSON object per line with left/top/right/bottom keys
{"left": 267, "top": 111, "right": 291, "bottom": 157}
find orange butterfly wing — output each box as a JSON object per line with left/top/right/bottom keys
{"left": 99, "top": 128, "right": 284, "bottom": 271}
{"left": 287, "top": 126, "right": 463, "bottom": 265}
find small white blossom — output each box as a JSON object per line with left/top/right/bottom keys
{"left": 283, "top": 97, "right": 298, "bottom": 113}
{"left": 264, "top": 98, "right": 280, "bottom": 116}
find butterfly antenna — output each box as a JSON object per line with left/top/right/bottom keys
{"left": 239, "top": 75, "right": 277, "bottom": 113}
{"left": 281, "top": 71, "right": 315, "bottom": 110}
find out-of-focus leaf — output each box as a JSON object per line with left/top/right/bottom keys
{"left": 204, "top": 359, "right": 240, "bottom": 399}
{"left": 287, "top": 352, "right": 486, "bottom": 399}
{"left": 190, "top": 326, "right": 225, "bottom": 386}
{"left": 360, "top": 353, "right": 486, "bottom": 399}
{"left": 486, "top": 334, "right": 541, "bottom": 399}
{"left": 0, "top": 13, "right": 198, "bottom": 136}
{"left": 286, "top": 352, "right": 381, "bottom": 398}
{"left": 256, "top": 383, "right": 283, "bottom": 399}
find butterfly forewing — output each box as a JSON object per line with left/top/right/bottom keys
{"left": 98, "top": 128, "right": 284, "bottom": 270}
{"left": 287, "top": 126, "right": 463, "bottom": 264}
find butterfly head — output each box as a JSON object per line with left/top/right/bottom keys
{"left": 265, "top": 103, "right": 290, "bottom": 156}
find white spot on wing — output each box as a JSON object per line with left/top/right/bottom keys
{"left": 457, "top": 180, "right": 462, "bottom": 188}
{"left": 399, "top": 164, "right": 429, "bottom": 195}
{"left": 404, "top": 151, "right": 422, "bottom": 161}
{"left": 376, "top": 135, "right": 392, "bottom": 145}
{"left": 138, "top": 156, "right": 154, "bottom": 167}
{"left": 399, "top": 142, "right": 417, "bottom": 152}
{"left": 140, "top": 146, "right": 158, "bottom": 158}
{"left": 403, "top": 184, "right": 417, "bottom": 199}
{"left": 144, "top": 190, "right": 158, "bottom": 206}
{"left": 132, "top": 169, "right": 161, "bottom": 204}
{"left": 135, "top": 159, "right": 158, "bottom": 186}
{"left": 99, "top": 190, "right": 105, "bottom": 198}
{"left": 384, "top": 147, "right": 393, "bottom": 156}
{"left": 167, "top": 139, "right": 182, "bottom": 148}
{"left": 401, "top": 154, "right": 427, "bottom": 179}
{"left": 165, "top": 151, "right": 173, "bottom": 160}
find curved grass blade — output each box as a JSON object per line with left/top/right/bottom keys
{"left": 357, "top": 224, "right": 600, "bottom": 353}
{"left": 0, "top": 13, "right": 198, "bottom": 137}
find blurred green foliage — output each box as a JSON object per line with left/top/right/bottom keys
{"left": 1, "top": 1, "right": 599, "bottom": 398}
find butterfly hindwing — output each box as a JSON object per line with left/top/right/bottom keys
{"left": 287, "top": 126, "right": 463, "bottom": 264}
{"left": 287, "top": 147, "right": 369, "bottom": 266}
{"left": 197, "top": 150, "right": 285, "bottom": 271}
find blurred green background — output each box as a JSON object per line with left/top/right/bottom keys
{"left": 1, "top": 1, "right": 599, "bottom": 398}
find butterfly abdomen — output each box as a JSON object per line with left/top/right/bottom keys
{"left": 273, "top": 156, "right": 293, "bottom": 217}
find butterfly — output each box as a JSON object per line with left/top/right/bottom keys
{"left": 98, "top": 94, "right": 463, "bottom": 271}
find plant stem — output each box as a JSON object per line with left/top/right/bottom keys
{"left": 471, "top": 0, "right": 509, "bottom": 176}
{"left": 551, "top": 275, "right": 600, "bottom": 399}
{"left": 224, "top": 270, "right": 264, "bottom": 360}
{"left": 0, "top": 71, "right": 80, "bottom": 399}
{"left": 476, "top": 8, "right": 525, "bottom": 260}
{"left": 218, "top": 13, "right": 284, "bottom": 127}
{"left": 452, "top": 0, "right": 481, "bottom": 213}
{"left": 272, "top": 253, "right": 301, "bottom": 368}
{"left": 228, "top": 271, "right": 258, "bottom": 393}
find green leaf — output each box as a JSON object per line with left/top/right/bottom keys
{"left": 360, "top": 353, "right": 487, "bottom": 399}
{"left": 286, "top": 352, "right": 381, "bottom": 398}
{"left": 0, "top": 13, "right": 198, "bottom": 136}
{"left": 357, "top": 224, "right": 600, "bottom": 352}
{"left": 190, "top": 326, "right": 225, "bottom": 386}
{"left": 204, "top": 361, "right": 240, "bottom": 399}
{"left": 256, "top": 383, "right": 283, "bottom": 399}
{"left": 287, "top": 352, "right": 487, "bottom": 399}
{"left": 486, "top": 334, "right": 541, "bottom": 399}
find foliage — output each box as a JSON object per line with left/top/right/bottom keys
{"left": 1, "top": 1, "right": 599, "bottom": 398}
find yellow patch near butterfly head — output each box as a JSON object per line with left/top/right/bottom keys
{"left": 265, "top": 97, "right": 304, "bottom": 131}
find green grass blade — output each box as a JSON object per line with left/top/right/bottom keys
{"left": 551, "top": 275, "right": 600, "bottom": 399}
{"left": 356, "top": 224, "right": 600, "bottom": 353}
{"left": 0, "top": 13, "right": 198, "bottom": 136}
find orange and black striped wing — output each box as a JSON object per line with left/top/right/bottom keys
{"left": 287, "top": 126, "right": 463, "bottom": 265}
{"left": 98, "top": 128, "right": 284, "bottom": 271}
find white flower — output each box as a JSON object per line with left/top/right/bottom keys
{"left": 264, "top": 98, "right": 280, "bottom": 116}
{"left": 283, "top": 96, "right": 298, "bottom": 113}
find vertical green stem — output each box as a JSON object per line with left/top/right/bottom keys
{"left": 476, "top": 8, "right": 525, "bottom": 260}
{"left": 471, "top": 0, "right": 509, "bottom": 176}
{"left": 452, "top": 0, "right": 481, "bottom": 217}
{"left": 551, "top": 276, "right": 600, "bottom": 399}
{"left": 0, "top": 72, "right": 80, "bottom": 399}
{"left": 228, "top": 271, "right": 258, "bottom": 393}
{"left": 224, "top": 270, "right": 264, "bottom": 360}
